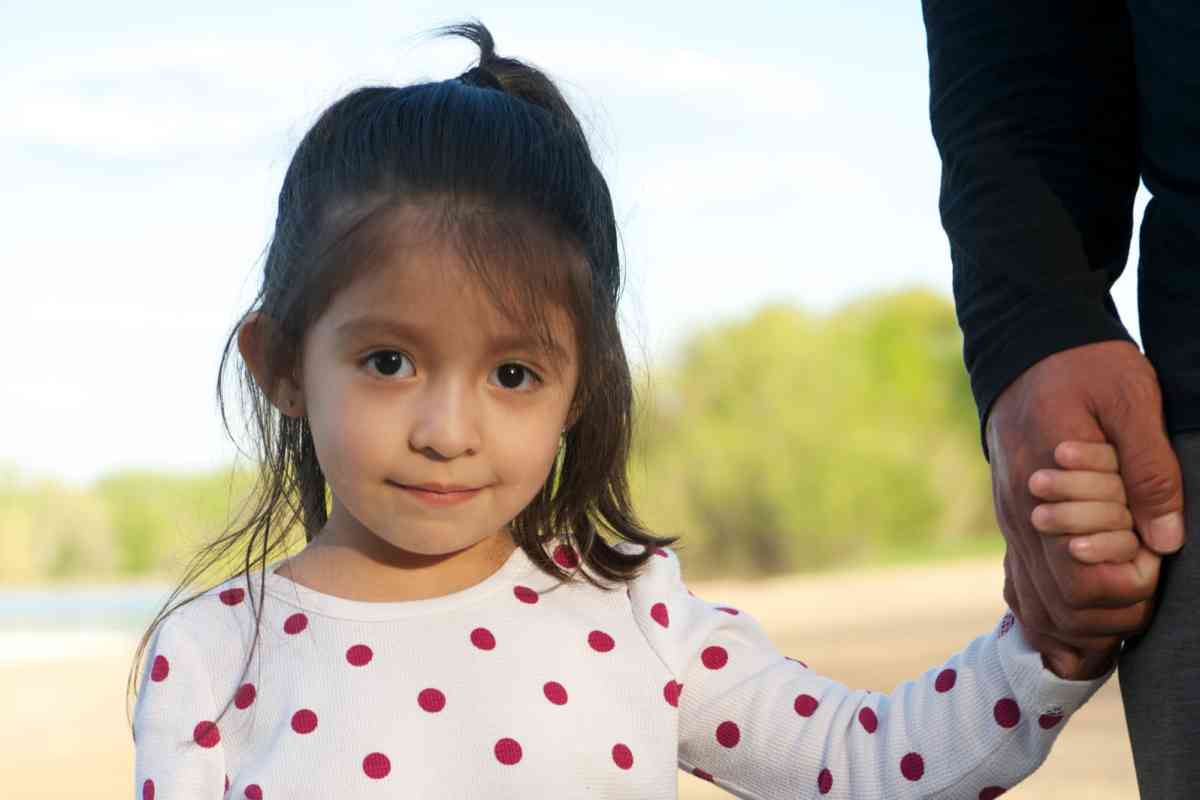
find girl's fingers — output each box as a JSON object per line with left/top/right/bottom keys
{"left": 1068, "top": 530, "right": 1141, "bottom": 564}
{"left": 1053, "top": 441, "right": 1119, "bottom": 472}
{"left": 1031, "top": 501, "right": 1134, "bottom": 534}
{"left": 1028, "top": 469, "right": 1127, "bottom": 503}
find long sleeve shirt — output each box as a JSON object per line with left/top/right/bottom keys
{"left": 921, "top": 0, "right": 1200, "bottom": 452}
{"left": 133, "top": 540, "right": 1108, "bottom": 799}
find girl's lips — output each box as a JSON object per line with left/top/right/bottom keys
{"left": 394, "top": 483, "right": 482, "bottom": 506}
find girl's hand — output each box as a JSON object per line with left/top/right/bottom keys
{"left": 1028, "top": 441, "right": 1137, "bottom": 564}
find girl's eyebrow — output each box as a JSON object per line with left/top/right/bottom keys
{"left": 335, "top": 315, "right": 570, "bottom": 368}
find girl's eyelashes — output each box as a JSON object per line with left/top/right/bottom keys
{"left": 360, "top": 350, "right": 543, "bottom": 391}
{"left": 363, "top": 350, "right": 413, "bottom": 378}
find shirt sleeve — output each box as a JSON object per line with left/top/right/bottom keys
{"left": 133, "top": 612, "right": 228, "bottom": 799}
{"left": 921, "top": 0, "right": 1140, "bottom": 458}
{"left": 625, "top": 546, "right": 1110, "bottom": 799}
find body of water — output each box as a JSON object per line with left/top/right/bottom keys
{"left": 0, "top": 581, "right": 174, "bottom": 664}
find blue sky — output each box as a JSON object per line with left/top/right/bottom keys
{"left": 2, "top": 1, "right": 1148, "bottom": 486}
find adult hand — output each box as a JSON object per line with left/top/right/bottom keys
{"left": 987, "top": 340, "right": 1185, "bottom": 679}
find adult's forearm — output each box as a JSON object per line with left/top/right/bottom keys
{"left": 922, "top": 0, "right": 1141, "bottom": 455}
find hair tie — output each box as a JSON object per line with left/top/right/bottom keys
{"left": 457, "top": 66, "right": 504, "bottom": 91}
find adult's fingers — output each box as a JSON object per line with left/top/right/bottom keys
{"left": 1095, "top": 370, "right": 1186, "bottom": 553}
{"left": 1039, "top": 532, "right": 1159, "bottom": 613}
{"left": 1005, "top": 546, "right": 1122, "bottom": 673}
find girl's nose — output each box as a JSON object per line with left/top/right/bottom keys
{"left": 407, "top": 379, "right": 481, "bottom": 459}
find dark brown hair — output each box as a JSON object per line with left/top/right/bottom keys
{"left": 127, "top": 19, "right": 680, "bottom": 738}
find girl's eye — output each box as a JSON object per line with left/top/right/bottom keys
{"left": 363, "top": 351, "right": 413, "bottom": 378}
{"left": 491, "top": 363, "right": 542, "bottom": 392}
{"left": 362, "top": 352, "right": 541, "bottom": 391}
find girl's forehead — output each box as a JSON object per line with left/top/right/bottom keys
{"left": 324, "top": 247, "right": 577, "bottom": 364}
{"left": 315, "top": 201, "right": 584, "bottom": 362}
{"left": 337, "top": 248, "right": 524, "bottom": 327}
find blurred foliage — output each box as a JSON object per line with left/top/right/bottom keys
{"left": 0, "top": 287, "right": 998, "bottom": 585}
{"left": 627, "top": 286, "right": 996, "bottom": 579}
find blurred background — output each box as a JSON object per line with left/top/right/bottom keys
{"left": 2, "top": 1, "right": 1145, "bottom": 797}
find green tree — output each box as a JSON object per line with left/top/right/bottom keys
{"left": 630, "top": 287, "right": 994, "bottom": 578}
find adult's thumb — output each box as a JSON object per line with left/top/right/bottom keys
{"left": 1101, "top": 386, "right": 1186, "bottom": 554}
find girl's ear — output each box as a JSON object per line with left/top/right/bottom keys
{"left": 237, "top": 311, "right": 306, "bottom": 417}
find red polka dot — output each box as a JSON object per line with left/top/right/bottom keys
{"left": 900, "top": 752, "right": 924, "bottom": 781}
{"left": 693, "top": 767, "right": 714, "bottom": 782}
{"left": 244, "top": 784, "right": 262, "bottom": 800}
{"left": 544, "top": 681, "right": 568, "bottom": 705}
{"left": 935, "top": 668, "right": 957, "bottom": 692}
{"left": 664, "top": 680, "right": 682, "bottom": 707}
{"left": 142, "top": 778, "right": 154, "bottom": 800}
{"left": 418, "top": 688, "right": 446, "bottom": 712}
{"left": 716, "top": 721, "right": 740, "bottom": 748}
{"left": 513, "top": 585, "right": 539, "bottom": 604}
{"left": 716, "top": 607, "right": 739, "bottom": 615}
{"left": 471, "top": 627, "right": 496, "bottom": 650}
{"left": 234, "top": 683, "right": 256, "bottom": 709}
{"left": 553, "top": 544, "right": 579, "bottom": 569}
{"left": 150, "top": 655, "right": 169, "bottom": 682}
{"left": 363, "top": 752, "right": 391, "bottom": 779}
{"left": 495, "top": 737, "right": 523, "bottom": 765}
{"left": 1038, "top": 712, "right": 1063, "bottom": 729}
{"left": 858, "top": 706, "right": 878, "bottom": 733}
{"left": 818, "top": 768, "right": 833, "bottom": 794}
{"left": 588, "top": 630, "right": 615, "bottom": 652}
{"left": 346, "top": 644, "right": 373, "bottom": 666}
{"left": 979, "top": 787, "right": 1007, "bottom": 799}
{"left": 654, "top": 548, "right": 669, "bottom": 558}
{"left": 291, "top": 708, "right": 318, "bottom": 734}
{"left": 612, "top": 743, "right": 633, "bottom": 769}
{"left": 219, "top": 587, "right": 245, "bottom": 606}
{"left": 650, "top": 602, "right": 670, "bottom": 628}
{"left": 701, "top": 645, "right": 728, "bottom": 669}
{"left": 283, "top": 613, "right": 308, "bottom": 635}
{"left": 993, "top": 698, "right": 1020, "bottom": 728}
{"left": 193, "top": 720, "right": 220, "bottom": 748}
{"left": 794, "top": 694, "right": 819, "bottom": 717}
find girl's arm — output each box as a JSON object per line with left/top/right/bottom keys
{"left": 630, "top": 547, "right": 1100, "bottom": 798}
{"left": 133, "top": 614, "right": 228, "bottom": 798}
{"left": 623, "top": 446, "right": 1127, "bottom": 798}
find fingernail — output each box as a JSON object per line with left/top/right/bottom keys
{"left": 1148, "top": 512, "right": 1185, "bottom": 553}
{"left": 1069, "top": 538, "right": 1092, "bottom": 560}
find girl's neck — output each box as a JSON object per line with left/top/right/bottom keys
{"left": 273, "top": 530, "right": 518, "bottom": 603}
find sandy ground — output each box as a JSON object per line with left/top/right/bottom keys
{"left": 1, "top": 558, "right": 1137, "bottom": 799}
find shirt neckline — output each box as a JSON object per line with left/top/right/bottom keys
{"left": 255, "top": 543, "right": 540, "bottom": 621}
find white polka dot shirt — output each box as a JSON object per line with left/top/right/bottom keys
{"left": 133, "top": 542, "right": 1109, "bottom": 798}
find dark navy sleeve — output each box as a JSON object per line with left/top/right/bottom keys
{"left": 921, "top": 0, "right": 1141, "bottom": 457}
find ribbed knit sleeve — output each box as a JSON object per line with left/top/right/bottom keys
{"left": 921, "top": 0, "right": 1141, "bottom": 457}
{"left": 625, "top": 546, "right": 1109, "bottom": 799}
{"left": 133, "top": 613, "right": 228, "bottom": 799}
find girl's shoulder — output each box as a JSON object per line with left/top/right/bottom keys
{"left": 607, "top": 540, "right": 685, "bottom": 594}
{"left": 155, "top": 572, "right": 266, "bottom": 651}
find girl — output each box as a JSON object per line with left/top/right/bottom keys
{"left": 131, "top": 21, "right": 1146, "bottom": 799}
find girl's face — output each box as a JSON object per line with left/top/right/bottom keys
{"left": 287, "top": 219, "right": 579, "bottom": 586}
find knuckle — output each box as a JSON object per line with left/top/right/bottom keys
{"left": 1125, "top": 468, "right": 1177, "bottom": 507}
{"left": 1113, "top": 367, "right": 1162, "bottom": 411}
